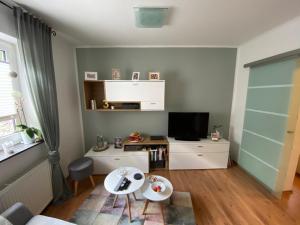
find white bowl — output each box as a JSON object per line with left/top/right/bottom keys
{"left": 151, "top": 181, "right": 166, "bottom": 193}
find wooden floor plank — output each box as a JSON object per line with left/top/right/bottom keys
{"left": 43, "top": 166, "right": 299, "bottom": 225}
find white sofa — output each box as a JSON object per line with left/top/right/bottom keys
{"left": 1, "top": 202, "right": 75, "bottom": 225}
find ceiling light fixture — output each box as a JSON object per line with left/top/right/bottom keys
{"left": 134, "top": 7, "right": 168, "bottom": 28}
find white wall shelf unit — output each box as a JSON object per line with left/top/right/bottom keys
{"left": 83, "top": 80, "right": 165, "bottom": 111}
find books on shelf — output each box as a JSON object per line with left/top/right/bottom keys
{"left": 149, "top": 146, "right": 166, "bottom": 162}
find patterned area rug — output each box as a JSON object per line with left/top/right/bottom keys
{"left": 70, "top": 184, "right": 196, "bottom": 225}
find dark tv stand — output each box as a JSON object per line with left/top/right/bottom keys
{"left": 174, "top": 137, "right": 200, "bottom": 141}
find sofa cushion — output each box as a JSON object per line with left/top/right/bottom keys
{"left": 0, "top": 216, "right": 13, "bottom": 225}
{"left": 1, "top": 202, "right": 33, "bottom": 225}
{"left": 26, "top": 215, "right": 75, "bottom": 225}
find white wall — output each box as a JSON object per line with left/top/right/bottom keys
{"left": 52, "top": 34, "right": 84, "bottom": 176}
{"left": 0, "top": 4, "right": 15, "bottom": 38}
{"left": 229, "top": 16, "right": 300, "bottom": 161}
{"left": 0, "top": 143, "right": 47, "bottom": 189}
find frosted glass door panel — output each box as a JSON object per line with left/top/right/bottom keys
{"left": 248, "top": 59, "right": 296, "bottom": 86}
{"left": 239, "top": 150, "right": 278, "bottom": 189}
{"left": 243, "top": 110, "right": 288, "bottom": 143}
{"left": 246, "top": 87, "right": 291, "bottom": 114}
{"left": 241, "top": 131, "right": 282, "bottom": 169}
{"left": 239, "top": 58, "right": 297, "bottom": 191}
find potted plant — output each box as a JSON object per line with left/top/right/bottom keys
{"left": 17, "top": 124, "right": 43, "bottom": 144}
{"left": 11, "top": 91, "right": 42, "bottom": 144}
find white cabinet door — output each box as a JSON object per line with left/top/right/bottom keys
{"left": 139, "top": 82, "right": 165, "bottom": 101}
{"left": 93, "top": 157, "right": 117, "bottom": 174}
{"left": 169, "top": 143, "right": 229, "bottom": 153}
{"left": 105, "top": 81, "right": 165, "bottom": 103}
{"left": 92, "top": 155, "right": 149, "bottom": 174}
{"left": 105, "top": 81, "right": 140, "bottom": 101}
{"left": 169, "top": 152, "right": 229, "bottom": 170}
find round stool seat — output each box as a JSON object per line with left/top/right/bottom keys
{"left": 68, "top": 157, "right": 93, "bottom": 181}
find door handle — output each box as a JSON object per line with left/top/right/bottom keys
{"left": 150, "top": 102, "right": 156, "bottom": 105}
{"left": 287, "top": 131, "right": 295, "bottom": 134}
{"left": 197, "top": 146, "right": 203, "bottom": 148}
{"left": 197, "top": 154, "right": 203, "bottom": 157}
{"left": 114, "top": 158, "right": 120, "bottom": 160}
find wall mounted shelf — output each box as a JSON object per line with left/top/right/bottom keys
{"left": 83, "top": 80, "right": 165, "bottom": 111}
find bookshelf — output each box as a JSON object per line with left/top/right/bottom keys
{"left": 123, "top": 136, "right": 169, "bottom": 171}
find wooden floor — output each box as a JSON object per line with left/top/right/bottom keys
{"left": 43, "top": 166, "right": 300, "bottom": 225}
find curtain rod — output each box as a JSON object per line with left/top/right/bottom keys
{"left": 0, "top": 0, "right": 13, "bottom": 9}
{"left": 244, "top": 48, "right": 300, "bottom": 68}
{"left": 0, "top": 0, "right": 56, "bottom": 36}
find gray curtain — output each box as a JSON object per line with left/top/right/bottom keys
{"left": 14, "top": 7, "right": 71, "bottom": 203}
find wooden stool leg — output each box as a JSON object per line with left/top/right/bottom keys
{"left": 89, "top": 175, "right": 96, "bottom": 187}
{"left": 113, "top": 194, "right": 118, "bottom": 208}
{"left": 126, "top": 194, "right": 132, "bottom": 222}
{"left": 160, "top": 202, "right": 165, "bottom": 225}
{"left": 142, "top": 199, "right": 149, "bottom": 215}
{"left": 132, "top": 192, "right": 137, "bottom": 201}
{"left": 74, "top": 181, "right": 79, "bottom": 196}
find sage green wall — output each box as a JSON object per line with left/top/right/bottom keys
{"left": 76, "top": 48, "right": 237, "bottom": 150}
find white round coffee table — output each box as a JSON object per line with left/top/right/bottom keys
{"left": 140, "top": 175, "right": 173, "bottom": 225}
{"left": 104, "top": 167, "right": 145, "bottom": 222}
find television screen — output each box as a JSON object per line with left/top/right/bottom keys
{"left": 168, "top": 112, "right": 209, "bottom": 140}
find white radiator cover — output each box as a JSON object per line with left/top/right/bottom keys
{"left": 0, "top": 160, "right": 53, "bottom": 214}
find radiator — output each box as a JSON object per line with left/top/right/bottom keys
{"left": 0, "top": 160, "right": 53, "bottom": 214}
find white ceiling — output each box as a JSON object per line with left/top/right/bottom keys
{"left": 13, "top": 0, "right": 300, "bottom": 46}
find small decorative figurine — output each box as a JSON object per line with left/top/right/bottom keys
{"left": 103, "top": 100, "right": 109, "bottom": 109}
{"left": 112, "top": 68, "right": 121, "bottom": 80}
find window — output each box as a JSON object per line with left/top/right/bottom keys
{"left": 0, "top": 41, "right": 19, "bottom": 137}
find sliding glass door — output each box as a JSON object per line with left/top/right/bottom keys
{"left": 239, "top": 58, "right": 300, "bottom": 193}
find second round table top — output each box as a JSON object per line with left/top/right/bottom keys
{"left": 140, "top": 175, "right": 173, "bottom": 201}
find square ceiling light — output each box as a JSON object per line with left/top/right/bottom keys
{"left": 134, "top": 7, "right": 168, "bottom": 28}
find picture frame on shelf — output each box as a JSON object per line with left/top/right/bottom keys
{"left": 148, "top": 72, "right": 160, "bottom": 80}
{"left": 112, "top": 68, "right": 121, "bottom": 80}
{"left": 84, "top": 71, "right": 98, "bottom": 80}
{"left": 132, "top": 72, "right": 140, "bottom": 80}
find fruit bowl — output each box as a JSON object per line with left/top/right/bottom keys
{"left": 151, "top": 181, "right": 166, "bottom": 193}
{"left": 128, "top": 131, "right": 143, "bottom": 143}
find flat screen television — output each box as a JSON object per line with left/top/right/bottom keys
{"left": 168, "top": 112, "right": 209, "bottom": 141}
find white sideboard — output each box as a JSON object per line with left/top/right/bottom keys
{"left": 85, "top": 138, "right": 230, "bottom": 174}
{"left": 168, "top": 137, "right": 230, "bottom": 170}
{"left": 85, "top": 145, "right": 149, "bottom": 174}
{"left": 105, "top": 80, "right": 165, "bottom": 111}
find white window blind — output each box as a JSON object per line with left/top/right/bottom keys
{"left": 0, "top": 60, "right": 16, "bottom": 119}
